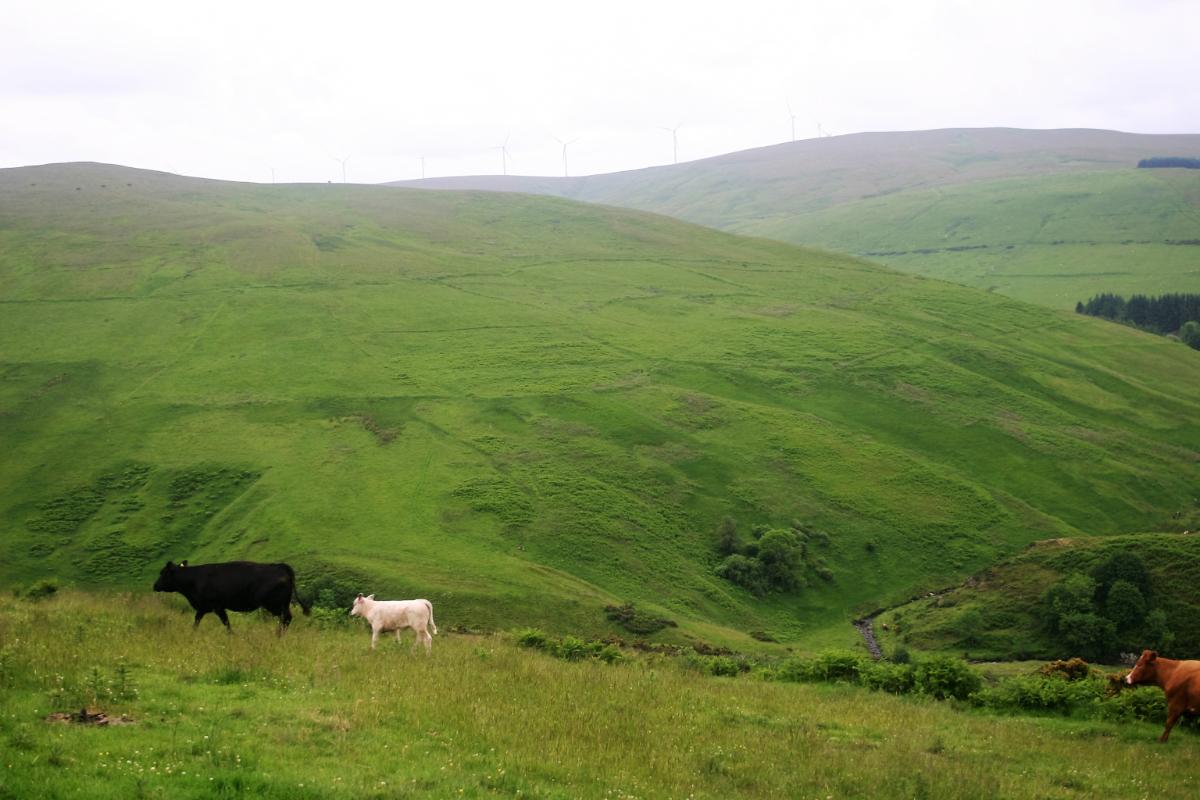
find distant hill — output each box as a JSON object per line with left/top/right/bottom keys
{"left": 3, "top": 162, "right": 1199, "bottom": 650}
{"left": 389, "top": 128, "right": 1200, "bottom": 308}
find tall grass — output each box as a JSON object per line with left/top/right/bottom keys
{"left": 1, "top": 592, "right": 1197, "bottom": 799}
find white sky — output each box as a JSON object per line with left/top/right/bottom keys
{"left": 3, "top": 0, "right": 1197, "bottom": 184}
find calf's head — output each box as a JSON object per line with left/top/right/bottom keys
{"left": 1125, "top": 649, "right": 1159, "bottom": 686}
{"left": 153, "top": 560, "right": 187, "bottom": 592}
{"left": 349, "top": 593, "right": 375, "bottom": 617}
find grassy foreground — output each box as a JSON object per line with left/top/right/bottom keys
{"left": 1, "top": 592, "right": 1197, "bottom": 799}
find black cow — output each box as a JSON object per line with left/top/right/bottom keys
{"left": 153, "top": 560, "right": 311, "bottom": 632}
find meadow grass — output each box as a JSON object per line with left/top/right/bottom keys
{"left": 2, "top": 591, "right": 1199, "bottom": 799}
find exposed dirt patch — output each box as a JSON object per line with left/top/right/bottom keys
{"left": 46, "top": 707, "right": 134, "bottom": 726}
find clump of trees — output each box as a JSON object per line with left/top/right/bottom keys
{"left": 1042, "top": 552, "right": 1173, "bottom": 662}
{"left": 1137, "top": 157, "right": 1200, "bottom": 169}
{"left": 1076, "top": 292, "right": 1200, "bottom": 349}
{"left": 713, "top": 517, "right": 833, "bottom": 596}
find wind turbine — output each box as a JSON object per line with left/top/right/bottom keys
{"left": 659, "top": 123, "right": 682, "bottom": 164}
{"left": 787, "top": 104, "right": 798, "bottom": 142}
{"left": 493, "top": 135, "right": 512, "bottom": 176}
{"left": 332, "top": 154, "right": 350, "bottom": 183}
{"left": 418, "top": 155, "right": 426, "bottom": 179}
{"left": 553, "top": 136, "right": 578, "bottom": 177}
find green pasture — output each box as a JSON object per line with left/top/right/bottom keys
{"left": 1, "top": 163, "right": 1199, "bottom": 650}
{"left": 2, "top": 591, "right": 1198, "bottom": 800}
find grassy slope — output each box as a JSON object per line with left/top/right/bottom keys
{"left": 2, "top": 162, "right": 1199, "bottom": 650}
{"left": 737, "top": 168, "right": 1200, "bottom": 308}
{"left": 3, "top": 591, "right": 1199, "bottom": 800}
{"left": 393, "top": 128, "right": 1200, "bottom": 308}
{"left": 877, "top": 533, "right": 1200, "bottom": 660}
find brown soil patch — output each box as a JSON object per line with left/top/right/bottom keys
{"left": 45, "top": 707, "right": 134, "bottom": 726}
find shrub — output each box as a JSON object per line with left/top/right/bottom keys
{"left": 913, "top": 656, "right": 981, "bottom": 700}
{"left": 604, "top": 602, "right": 676, "bottom": 635}
{"left": 715, "top": 554, "right": 767, "bottom": 596}
{"left": 1095, "top": 685, "right": 1167, "bottom": 722}
{"left": 714, "top": 516, "right": 741, "bottom": 557}
{"left": 309, "top": 605, "right": 351, "bottom": 629}
{"left": 771, "top": 651, "right": 870, "bottom": 684}
{"left": 1059, "top": 612, "right": 1117, "bottom": 662}
{"left": 974, "top": 675, "right": 1093, "bottom": 714}
{"left": 859, "top": 661, "right": 916, "bottom": 694}
{"left": 22, "top": 580, "right": 59, "bottom": 600}
{"left": 515, "top": 629, "right": 622, "bottom": 665}
{"left": 1181, "top": 320, "right": 1200, "bottom": 350}
{"left": 684, "top": 654, "right": 749, "bottom": 677}
{"left": 596, "top": 644, "right": 623, "bottom": 665}
{"left": 1038, "top": 658, "right": 1091, "bottom": 681}
{"left": 812, "top": 650, "right": 869, "bottom": 682}
{"left": 713, "top": 518, "right": 821, "bottom": 594}
{"left": 515, "top": 628, "right": 551, "bottom": 650}
{"left": 555, "top": 636, "right": 593, "bottom": 661}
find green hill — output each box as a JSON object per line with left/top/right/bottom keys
{"left": 391, "top": 128, "right": 1200, "bottom": 309}
{"left": 876, "top": 533, "right": 1200, "bottom": 661}
{"left": 2, "top": 162, "right": 1199, "bottom": 650}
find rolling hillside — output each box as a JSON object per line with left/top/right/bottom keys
{"left": 875, "top": 533, "right": 1200, "bottom": 661}
{"left": 2, "top": 162, "right": 1199, "bottom": 650}
{"left": 390, "top": 128, "right": 1200, "bottom": 308}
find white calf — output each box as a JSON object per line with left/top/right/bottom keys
{"left": 349, "top": 593, "right": 438, "bottom": 653}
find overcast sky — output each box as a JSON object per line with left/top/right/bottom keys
{"left": 4, "top": 0, "right": 1197, "bottom": 184}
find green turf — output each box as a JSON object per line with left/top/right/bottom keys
{"left": 2, "top": 162, "right": 1199, "bottom": 650}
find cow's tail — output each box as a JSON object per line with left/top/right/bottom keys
{"left": 425, "top": 599, "right": 438, "bottom": 635}
{"left": 296, "top": 587, "right": 312, "bottom": 616}
{"left": 283, "top": 564, "right": 312, "bottom": 616}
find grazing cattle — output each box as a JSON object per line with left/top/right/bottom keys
{"left": 153, "top": 560, "right": 311, "bottom": 633}
{"left": 1124, "top": 649, "right": 1200, "bottom": 742}
{"left": 349, "top": 593, "right": 437, "bottom": 653}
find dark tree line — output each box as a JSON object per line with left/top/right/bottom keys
{"left": 1076, "top": 292, "right": 1200, "bottom": 349}
{"left": 1137, "top": 157, "right": 1200, "bottom": 169}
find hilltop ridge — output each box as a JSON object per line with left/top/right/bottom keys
{"left": 389, "top": 127, "right": 1200, "bottom": 307}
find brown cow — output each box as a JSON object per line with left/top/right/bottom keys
{"left": 1124, "top": 649, "right": 1200, "bottom": 742}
